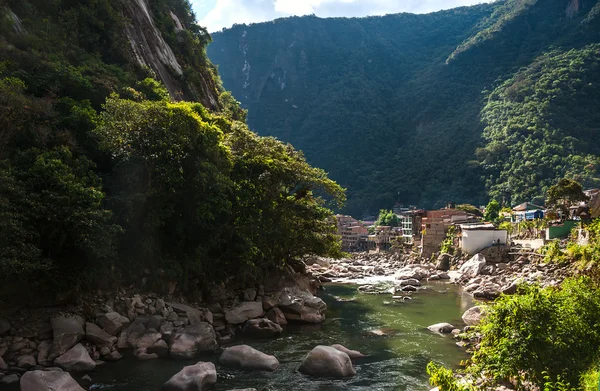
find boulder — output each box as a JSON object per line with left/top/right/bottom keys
{"left": 436, "top": 254, "right": 451, "bottom": 271}
{"left": 17, "top": 355, "right": 36, "bottom": 368}
{"left": 0, "top": 317, "right": 10, "bottom": 336}
{"left": 299, "top": 345, "right": 355, "bottom": 378}
{"left": 104, "top": 351, "right": 123, "bottom": 362}
{"left": 265, "top": 308, "right": 288, "bottom": 326}
{"left": 502, "top": 281, "right": 519, "bottom": 295}
{"left": 162, "top": 362, "right": 217, "bottom": 391}
{"left": 167, "top": 302, "right": 213, "bottom": 325}
{"left": 394, "top": 266, "right": 431, "bottom": 281}
{"left": 97, "top": 312, "right": 130, "bottom": 336}
{"left": 462, "top": 306, "right": 485, "bottom": 326}
{"left": 136, "top": 332, "right": 162, "bottom": 349}
{"left": 54, "top": 344, "right": 96, "bottom": 372}
{"left": 330, "top": 344, "right": 366, "bottom": 359}
{"left": 169, "top": 323, "right": 218, "bottom": 359}
{"left": 219, "top": 345, "right": 279, "bottom": 371}
{"left": 278, "top": 288, "right": 327, "bottom": 324}
{"left": 225, "top": 302, "right": 263, "bottom": 325}
{"left": 50, "top": 315, "right": 85, "bottom": 359}
{"left": 36, "top": 340, "right": 53, "bottom": 366}
{"left": 126, "top": 321, "right": 147, "bottom": 347}
{"left": 243, "top": 288, "right": 257, "bottom": 301}
{"left": 473, "top": 285, "right": 500, "bottom": 300}
{"left": 459, "top": 254, "right": 486, "bottom": 278}
{"left": 20, "top": 370, "right": 85, "bottom": 391}
{"left": 427, "top": 323, "right": 455, "bottom": 334}
{"left": 1, "top": 374, "right": 19, "bottom": 384}
{"left": 396, "top": 278, "right": 421, "bottom": 287}
{"left": 85, "top": 322, "right": 117, "bottom": 348}
{"left": 241, "top": 318, "right": 283, "bottom": 338}
{"left": 148, "top": 339, "right": 169, "bottom": 357}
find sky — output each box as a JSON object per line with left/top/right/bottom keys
{"left": 192, "top": 0, "right": 492, "bottom": 32}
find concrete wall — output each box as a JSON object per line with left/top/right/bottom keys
{"left": 545, "top": 220, "right": 577, "bottom": 240}
{"left": 512, "top": 239, "right": 545, "bottom": 250}
{"left": 461, "top": 230, "right": 508, "bottom": 255}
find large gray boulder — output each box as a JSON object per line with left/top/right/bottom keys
{"left": 97, "top": 312, "right": 130, "bottom": 336}
{"left": 427, "top": 323, "right": 455, "bottom": 334}
{"left": 462, "top": 306, "right": 485, "bottom": 326}
{"left": 278, "top": 288, "right": 327, "bottom": 324}
{"left": 330, "top": 344, "right": 366, "bottom": 359}
{"left": 162, "top": 362, "right": 217, "bottom": 391}
{"left": 85, "top": 322, "right": 117, "bottom": 348}
{"left": 36, "top": 340, "right": 53, "bottom": 366}
{"left": 169, "top": 323, "right": 218, "bottom": 359}
{"left": 266, "top": 308, "right": 288, "bottom": 325}
{"left": 20, "top": 370, "right": 85, "bottom": 391}
{"left": 225, "top": 302, "right": 263, "bottom": 324}
{"left": 50, "top": 315, "right": 85, "bottom": 359}
{"left": 394, "top": 265, "right": 431, "bottom": 281}
{"left": 219, "top": 345, "right": 279, "bottom": 371}
{"left": 241, "top": 318, "right": 283, "bottom": 338}
{"left": 167, "top": 302, "right": 213, "bottom": 325}
{"left": 436, "top": 253, "right": 451, "bottom": 271}
{"left": 54, "top": 343, "right": 96, "bottom": 372}
{"left": 299, "top": 345, "right": 355, "bottom": 378}
{"left": 459, "top": 254, "right": 486, "bottom": 278}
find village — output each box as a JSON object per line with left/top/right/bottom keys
{"left": 336, "top": 188, "right": 600, "bottom": 258}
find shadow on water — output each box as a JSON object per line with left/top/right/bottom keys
{"left": 0, "top": 283, "right": 472, "bottom": 391}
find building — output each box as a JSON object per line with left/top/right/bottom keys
{"left": 336, "top": 215, "right": 369, "bottom": 252}
{"left": 368, "top": 226, "right": 396, "bottom": 252}
{"left": 421, "top": 208, "right": 480, "bottom": 258}
{"left": 457, "top": 223, "right": 508, "bottom": 255}
{"left": 512, "top": 202, "right": 545, "bottom": 222}
{"left": 398, "top": 209, "right": 425, "bottom": 244}
{"left": 584, "top": 189, "right": 600, "bottom": 219}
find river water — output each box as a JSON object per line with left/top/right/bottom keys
{"left": 82, "top": 282, "right": 472, "bottom": 391}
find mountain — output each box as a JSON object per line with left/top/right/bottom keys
{"left": 208, "top": 0, "right": 600, "bottom": 215}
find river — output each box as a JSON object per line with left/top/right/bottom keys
{"left": 79, "top": 281, "right": 472, "bottom": 391}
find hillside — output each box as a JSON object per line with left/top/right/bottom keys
{"left": 208, "top": 0, "right": 600, "bottom": 215}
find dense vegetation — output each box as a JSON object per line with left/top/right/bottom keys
{"left": 209, "top": 0, "right": 600, "bottom": 216}
{"left": 0, "top": 0, "right": 344, "bottom": 299}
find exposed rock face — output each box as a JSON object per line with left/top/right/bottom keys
{"left": 85, "top": 322, "right": 117, "bottom": 348}
{"left": 427, "top": 323, "right": 455, "bottom": 334}
{"left": 219, "top": 345, "right": 280, "bottom": 371}
{"left": 50, "top": 315, "right": 85, "bottom": 359}
{"left": 169, "top": 323, "right": 218, "bottom": 359}
{"left": 97, "top": 312, "right": 130, "bottom": 336}
{"left": 241, "top": 318, "right": 283, "bottom": 338}
{"left": 436, "top": 253, "right": 451, "bottom": 271}
{"left": 330, "top": 344, "right": 366, "bottom": 359}
{"left": 299, "top": 345, "right": 356, "bottom": 378}
{"left": 20, "top": 370, "right": 85, "bottom": 391}
{"left": 462, "top": 306, "right": 485, "bottom": 326}
{"left": 278, "top": 288, "right": 327, "bottom": 323}
{"left": 459, "top": 254, "right": 486, "bottom": 278}
{"left": 167, "top": 303, "right": 213, "bottom": 325}
{"left": 162, "top": 362, "right": 217, "bottom": 391}
{"left": 266, "top": 308, "right": 288, "bottom": 325}
{"left": 54, "top": 343, "right": 96, "bottom": 372}
{"left": 225, "top": 302, "right": 264, "bottom": 324}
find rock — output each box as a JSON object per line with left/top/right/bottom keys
{"left": 97, "top": 312, "right": 130, "bottom": 336}
{"left": 299, "top": 345, "right": 355, "bottom": 378}
{"left": 278, "top": 288, "right": 327, "bottom": 324}
{"left": 17, "top": 355, "right": 36, "bottom": 368}
{"left": 266, "top": 308, "right": 288, "bottom": 325}
{"left": 81, "top": 374, "right": 92, "bottom": 383}
{"left": 436, "top": 253, "right": 451, "bottom": 271}
{"left": 225, "top": 302, "right": 264, "bottom": 324}
{"left": 400, "top": 285, "right": 417, "bottom": 292}
{"left": 0, "top": 356, "right": 8, "bottom": 370}
{"left": 427, "top": 323, "right": 455, "bottom": 334}
{"left": 85, "top": 322, "right": 117, "bottom": 348}
{"left": 54, "top": 344, "right": 96, "bottom": 372}
{"left": 104, "top": 351, "right": 122, "bottom": 362}
{"left": 127, "top": 321, "right": 147, "bottom": 347}
{"left": 20, "top": 370, "right": 85, "bottom": 391}
{"left": 169, "top": 323, "right": 218, "bottom": 359}
{"left": 167, "top": 303, "right": 213, "bottom": 325}
{"left": 50, "top": 315, "right": 85, "bottom": 359}
{"left": 243, "top": 288, "right": 257, "bottom": 301}
{"left": 262, "top": 296, "right": 279, "bottom": 311}
{"left": 1, "top": 374, "right": 19, "bottom": 384}
{"left": 0, "top": 318, "right": 10, "bottom": 336}
{"left": 241, "top": 318, "right": 283, "bottom": 338}
{"left": 330, "top": 344, "right": 366, "bottom": 359}
{"left": 36, "top": 341, "right": 53, "bottom": 366}
{"left": 502, "top": 281, "right": 519, "bottom": 295}
{"left": 136, "top": 351, "right": 159, "bottom": 360}
{"left": 148, "top": 339, "right": 169, "bottom": 357}
{"left": 459, "top": 254, "right": 486, "bottom": 278}
{"left": 219, "top": 345, "right": 279, "bottom": 371}
{"left": 162, "top": 362, "right": 217, "bottom": 391}
{"left": 462, "top": 306, "right": 485, "bottom": 326}
{"left": 473, "top": 284, "right": 501, "bottom": 300}
{"left": 397, "top": 278, "right": 421, "bottom": 287}
{"left": 136, "top": 332, "right": 162, "bottom": 349}
{"left": 394, "top": 266, "right": 431, "bottom": 281}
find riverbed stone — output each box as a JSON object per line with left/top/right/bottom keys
{"left": 20, "top": 370, "right": 85, "bottom": 391}
{"left": 278, "top": 288, "right": 327, "bottom": 324}
{"left": 266, "top": 308, "right": 288, "bottom": 325}
{"left": 50, "top": 315, "right": 85, "bottom": 359}
{"left": 462, "top": 306, "right": 485, "bottom": 326}
{"left": 17, "top": 355, "right": 36, "bottom": 368}
{"left": 162, "top": 361, "right": 217, "bottom": 391}
{"left": 225, "top": 302, "right": 263, "bottom": 324}
{"left": 169, "top": 323, "right": 218, "bottom": 359}
{"left": 148, "top": 339, "right": 169, "bottom": 357}
{"left": 331, "top": 344, "right": 366, "bottom": 359}
{"left": 219, "top": 345, "right": 279, "bottom": 371}
{"left": 299, "top": 345, "right": 355, "bottom": 378}
{"left": 0, "top": 374, "right": 19, "bottom": 384}
{"left": 459, "top": 254, "right": 486, "bottom": 278}
{"left": 136, "top": 332, "right": 162, "bottom": 349}
{"left": 167, "top": 303, "right": 213, "bottom": 325}
{"left": 36, "top": 341, "right": 52, "bottom": 366}
{"left": 85, "top": 322, "right": 117, "bottom": 348}
{"left": 97, "top": 312, "right": 130, "bottom": 336}
{"left": 104, "top": 351, "right": 122, "bottom": 361}
{"left": 241, "top": 318, "right": 283, "bottom": 338}
{"left": 436, "top": 253, "right": 451, "bottom": 271}
{"left": 427, "top": 323, "right": 455, "bottom": 334}
{"left": 54, "top": 344, "right": 96, "bottom": 372}
{"left": 397, "top": 278, "right": 421, "bottom": 287}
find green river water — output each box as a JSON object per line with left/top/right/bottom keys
{"left": 2, "top": 282, "right": 473, "bottom": 391}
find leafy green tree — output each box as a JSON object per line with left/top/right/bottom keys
{"left": 484, "top": 199, "right": 500, "bottom": 222}
{"left": 456, "top": 203, "right": 483, "bottom": 217}
{"left": 376, "top": 209, "right": 399, "bottom": 227}
{"left": 546, "top": 178, "right": 589, "bottom": 218}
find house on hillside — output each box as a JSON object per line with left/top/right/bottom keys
{"left": 585, "top": 189, "right": 600, "bottom": 219}
{"left": 512, "top": 202, "right": 545, "bottom": 222}
{"left": 398, "top": 209, "right": 426, "bottom": 245}
{"left": 457, "top": 223, "right": 508, "bottom": 255}
{"left": 336, "top": 215, "right": 369, "bottom": 252}
{"left": 421, "top": 208, "right": 480, "bottom": 258}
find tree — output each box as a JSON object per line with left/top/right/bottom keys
{"left": 484, "top": 200, "right": 500, "bottom": 222}
{"left": 376, "top": 209, "right": 399, "bottom": 227}
{"left": 456, "top": 203, "right": 483, "bottom": 217}
{"left": 546, "top": 178, "right": 589, "bottom": 218}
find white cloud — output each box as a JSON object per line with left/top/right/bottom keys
{"left": 196, "top": 0, "right": 491, "bottom": 32}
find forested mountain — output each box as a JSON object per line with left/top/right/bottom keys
{"left": 0, "top": 0, "right": 343, "bottom": 299}
{"left": 208, "top": 0, "right": 600, "bottom": 216}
